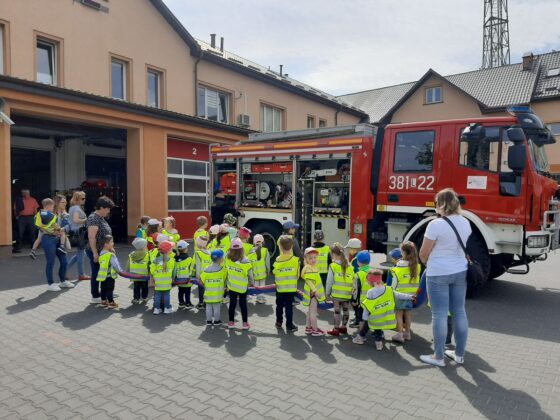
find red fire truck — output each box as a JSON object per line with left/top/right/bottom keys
{"left": 211, "top": 107, "right": 559, "bottom": 293}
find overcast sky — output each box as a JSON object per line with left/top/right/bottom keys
{"left": 163, "top": 0, "right": 560, "bottom": 96}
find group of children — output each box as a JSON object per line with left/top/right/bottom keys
{"left": 96, "top": 214, "right": 423, "bottom": 349}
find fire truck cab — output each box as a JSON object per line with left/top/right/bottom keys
{"left": 211, "top": 107, "right": 560, "bottom": 293}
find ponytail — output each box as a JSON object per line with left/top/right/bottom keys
{"left": 401, "top": 241, "right": 419, "bottom": 279}
{"left": 255, "top": 244, "right": 262, "bottom": 261}
{"left": 331, "top": 243, "right": 349, "bottom": 277}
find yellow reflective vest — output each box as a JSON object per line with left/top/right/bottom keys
{"left": 201, "top": 267, "right": 227, "bottom": 303}
{"left": 211, "top": 235, "right": 231, "bottom": 253}
{"left": 315, "top": 245, "right": 330, "bottom": 274}
{"left": 34, "top": 212, "right": 57, "bottom": 231}
{"left": 97, "top": 252, "right": 117, "bottom": 282}
{"left": 128, "top": 252, "right": 149, "bottom": 280}
{"left": 150, "top": 258, "right": 175, "bottom": 291}
{"left": 273, "top": 256, "right": 299, "bottom": 293}
{"left": 162, "top": 229, "right": 180, "bottom": 244}
{"left": 302, "top": 271, "right": 326, "bottom": 306}
{"left": 329, "top": 262, "right": 355, "bottom": 300}
{"left": 391, "top": 264, "right": 421, "bottom": 295}
{"left": 249, "top": 247, "right": 268, "bottom": 281}
{"left": 193, "top": 228, "right": 208, "bottom": 251}
{"left": 361, "top": 286, "right": 397, "bottom": 331}
{"left": 176, "top": 256, "right": 193, "bottom": 288}
{"left": 225, "top": 258, "right": 252, "bottom": 293}
{"left": 195, "top": 250, "right": 213, "bottom": 277}
{"left": 357, "top": 267, "right": 372, "bottom": 302}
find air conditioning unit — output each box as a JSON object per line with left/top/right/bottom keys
{"left": 237, "top": 114, "right": 251, "bottom": 127}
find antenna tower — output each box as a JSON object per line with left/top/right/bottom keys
{"left": 482, "top": 0, "right": 511, "bottom": 68}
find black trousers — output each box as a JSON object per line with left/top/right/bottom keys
{"left": 178, "top": 287, "right": 192, "bottom": 304}
{"left": 228, "top": 291, "right": 248, "bottom": 323}
{"left": 133, "top": 281, "right": 149, "bottom": 300}
{"left": 276, "top": 292, "right": 296, "bottom": 328}
{"left": 358, "top": 322, "right": 384, "bottom": 341}
{"left": 17, "top": 216, "right": 36, "bottom": 249}
{"left": 100, "top": 277, "right": 115, "bottom": 302}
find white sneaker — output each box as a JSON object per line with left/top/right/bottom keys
{"left": 420, "top": 354, "right": 446, "bottom": 367}
{"left": 391, "top": 333, "right": 405, "bottom": 343}
{"left": 164, "top": 307, "right": 173, "bottom": 314}
{"left": 153, "top": 308, "right": 161, "bottom": 315}
{"left": 90, "top": 297, "right": 102, "bottom": 304}
{"left": 256, "top": 296, "right": 266, "bottom": 304}
{"left": 352, "top": 335, "right": 365, "bottom": 345}
{"left": 47, "top": 284, "right": 61, "bottom": 292}
{"left": 444, "top": 350, "right": 464, "bottom": 364}
{"left": 59, "top": 281, "right": 75, "bottom": 288}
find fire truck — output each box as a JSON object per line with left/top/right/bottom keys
{"left": 211, "top": 107, "right": 560, "bottom": 294}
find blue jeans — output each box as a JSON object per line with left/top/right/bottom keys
{"left": 86, "top": 249, "right": 101, "bottom": 298}
{"left": 154, "top": 290, "right": 171, "bottom": 309}
{"left": 41, "top": 235, "right": 67, "bottom": 285}
{"left": 67, "top": 247, "right": 85, "bottom": 277}
{"left": 427, "top": 271, "right": 468, "bottom": 359}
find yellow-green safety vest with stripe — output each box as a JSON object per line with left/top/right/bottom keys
{"left": 225, "top": 258, "right": 252, "bottom": 293}
{"left": 212, "top": 235, "right": 231, "bottom": 253}
{"left": 176, "top": 256, "right": 193, "bottom": 288}
{"left": 128, "top": 253, "right": 149, "bottom": 280}
{"left": 242, "top": 242, "right": 253, "bottom": 256}
{"left": 357, "top": 268, "right": 372, "bottom": 302}
{"left": 34, "top": 212, "right": 57, "bottom": 230}
{"left": 249, "top": 247, "right": 268, "bottom": 281}
{"left": 149, "top": 248, "right": 175, "bottom": 264}
{"left": 97, "top": 252, "right": 117, "bottom": 282}
{"left": 273, "top": 256, "right": 299, "bottom": 293}
{"left": 162, "top": 229, "right": 180, "bottom": 244}
{"left": 329, "top": 262, "right": 355, "bottom": 300}
{"left": 316, "top": 245, "right": 330, "bottom": 274}
{"left": 150, "top": 258, "right": 175, "bottom": 291}
{"left": 302, "top": 271, "right": 326, "bottom": 306}
{"left": 391, "top": 264, "right": 421, "bottom": 296}
{"left": 195, "top": 250, "right": 213, "bottom": 276}
{"left": 201, "top": 268, "right": 227, "bottom": 303}
{"left": 361, "top": 286, "right": 397, "bottom": 331}
{"left": 193, "top": 229, "right": 208, "bottom": 251}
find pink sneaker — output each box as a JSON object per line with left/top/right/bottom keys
{"left": 242, "top": 322, "right": 251, "bottom": 330}
{"left": 403, "top": 331, "right": 412, "bottom": 341}
{"left": 227, "top": 322, "right": 236, "bottom": 329}
{"left": 305, "top": 327, "right": 313, "bottom": 335}
{"left": 312, "top": 329, "right": 325, "bottom": 337}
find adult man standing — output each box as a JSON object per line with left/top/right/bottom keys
{"left": 14, "top": 189, "right": 39, "bottom": 251}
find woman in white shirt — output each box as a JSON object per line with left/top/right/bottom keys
{"left": 419, "top": 188, "right": 471, "bottom": 367}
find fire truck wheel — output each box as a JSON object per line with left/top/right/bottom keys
{"left": 250, "top": 221, "right": 282, "bottom": 259}
{"left": 466, "top": 233, "right": 490, "bottom": 298}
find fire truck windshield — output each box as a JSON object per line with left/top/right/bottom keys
{"left": 527, "top": 138, "right": 551, "bottom": 175}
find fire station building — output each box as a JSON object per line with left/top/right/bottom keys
{"left": 0, "top": 0, "right": 365, "bottom": 256}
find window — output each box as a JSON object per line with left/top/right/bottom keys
{"left": 147, "top": 69, "right": 161, "bottom": 108}
{"left": 111, "top": 59, "right": 127, "bottom": 100}
{"left": 167, "top": 158, "right": 210, "bottom": 211}
{"left": 459, "top": 126, "right": 500, "bottom": 172}
{"left": 425, "top": 86, "right": 442, "bottom": 104}
{"left": 307, "top": 116, "right": 315, "bottom": 128}
{"left": 260, "top": 104, "right": 283, "bottom": 132}
{"left": 394, "top": 131, "right": 434, "bottom": 172}
{"left": 546, "top": 68, "right": 560, "bottom": 77}
{"left": 36, "top": 39, "right": 56, "bottom": 85}
{"left": 547, "top": 123, "right": 560, "bottom": 136}
{"left": 319, "top": 119, "right": 327, "bottom": 128}
{"left": 197, "top": 86, "right": 229, "bottom": 123}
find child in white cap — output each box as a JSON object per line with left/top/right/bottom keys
{"left": 175, "top": 240, "right": 193, "bottom": 309}
{"left": 226, "top": 238, "right": 254, "bottom": 330}
{"left": 249, "top": 234, "right": 270, "bottom": 304}
{"left": 207, "top": 224, "right": 220, "bottom": 251}
{"left": 127, "top": 237, "right": 150, "bottom": 304}
{"left": 194, "top": 235, "right": 212, "bottom": 309}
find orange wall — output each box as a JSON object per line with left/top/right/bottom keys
{"left": 531, "top": 101, "right": 560, "bottom": 172}
{"left": 0, "top": 104, "right": 10, "bottom": 255}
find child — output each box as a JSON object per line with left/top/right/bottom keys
{"left": 193, "top": 216, "right": 209, "bottom": 251}
{"left": 97, "top": 235, "right": 123, "bottom": 309}
{"left": 273, "top": 235, "right": 299, "bottom": 332}
{"left": 351, "top": 250, "right": 371, "bottom": 327}
{"left": 239, "top": 227, "right": 253, "bottom": 255}
{"left": 212, "top": 224, "right": 232, "bottom": 253}
{"left": 146, "top": 218, "right": 162, "bottom": 250}
{"left": 127, "top": 237, "right": 150, "bottom": 304}
{"left": 150, "top": 240, "right": 176, "bottom": 315}
{"left": 162, "top": 216, "right": 180, "bottom": 243}
{"left": 200, "top": 249, "right": 228, "bottom": 325}
{"left": 312, "top": 230, "right": 330, "bottom": 287}
{"left": 352, "top": 269, "right": 414, "bottom": 350}
{"left": 345, "top": 238, "right": 363, "bottom": 327}
{"left": 226, "top": 238, "right": 254, "bottom": 330}
{"left": 390, "top": 241, "right": 421, "bottom": 343}
{"left": 194, "top": 235, "right": 212, "bottom": 309}
{"left": 136, "top": 216, "right": 150, "bottom": 239}
{"left": 301, "top": 247, "right": 326, "bottom": 336}
{"left": 280, "top": 221, "right": 302, "bottom": 260}
{"left": 207, "top": 224, "right": 220, "bottom": 250}
{"left": 30, "top": 199, "right": 67, "bottom": 259}
{"left": 223, "top": 213, "right": 239, "bottom": 239}
{"left": 175, "top": 240, "right": 193, "bottom": 309}
{"left": 149, "top": 233, "right": 170, "bottom": 263}
{"left": 326, "top": 243, "right": 355, "bottom": 336}
{"left": 249, "top": 234, "right": 270, "bottom": 304}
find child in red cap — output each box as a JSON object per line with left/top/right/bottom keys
{"left": 150, "top": 240, "right": 176, "bottom": 314}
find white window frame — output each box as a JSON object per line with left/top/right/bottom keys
{"left": 197, "top": 85, "right": 230, "bottom": 123}
{"left": 260, "top": 103, "right": 283, "bottom": 132}
{"left": 167, "top": 157, "right": 210, "bottom": 212}
{"left": 547, "top": 123, "right": 560, "bottom": 136}
{"left": 36, "top": 39, "right": 57, "bottom": 85}
{"left": 147, "top": 69, "right": 161, "bottom": 108}
{"left": 307, "top": 115, "right": 315, "bottom": 128}
{"left": 425, "top": 86, "right": 442, "bottom": 104}
{"left": 111, "top": 58, "right": 127, "bottom": 100}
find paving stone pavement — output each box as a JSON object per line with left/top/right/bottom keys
{"left": 1, "top": 250, "right": 560, "bottom": 419}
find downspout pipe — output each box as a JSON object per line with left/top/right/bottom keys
{"left": 334, "top": 105, "right": 342, "bottom": 126}
{"left": 194, "top": 50, "right": 203, "bottom": 113}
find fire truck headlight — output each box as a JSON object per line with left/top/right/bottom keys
{"left": 354, "top": 224, "right": 363, "bottom": 234}
{"left": 527, "top": 235, "right": 549, "bottom": 248}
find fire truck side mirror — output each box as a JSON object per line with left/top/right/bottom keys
{"left": 507, "top": 144, "right": 527, "bottom": 173}
{"left": 506, "top": 127, "right": 525, "bottom": 143}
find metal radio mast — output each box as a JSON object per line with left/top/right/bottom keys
{"left": 482, "top": 0, "right": 511, "bottom": 68}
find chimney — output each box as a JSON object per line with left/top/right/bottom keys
{"left": 210, "top": 34, "right": 216, "bottom": 48}
{"left": 279, "top": 65, "right": 283, "bottom": 77}
{"left": 522, "top": 52, "right": 534, "bottom": 71}
{"left": 220, "top": 37, "right": 224, "bottom": 52}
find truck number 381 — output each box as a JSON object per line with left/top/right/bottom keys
{"left": 388, "top": 175, "right": 435, "bottom": 191}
